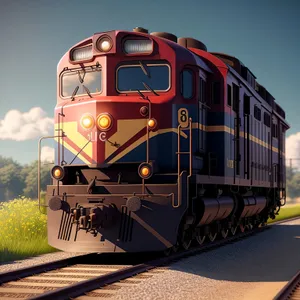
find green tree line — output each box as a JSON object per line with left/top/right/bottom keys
{"left": 0, "top": 156, "right": 52, "bottom": 202}
{"left": 286, "top": 167, "right": 300, "bottom": 201}
{"left": 0, "top": 155, "right": 300, "bottom": 202}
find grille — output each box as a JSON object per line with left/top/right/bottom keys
{"left": 58, "top": 211, "right": 73, "bottom": 240}
{"left": 118, "top": 206, "right": 133, "bottom": 242}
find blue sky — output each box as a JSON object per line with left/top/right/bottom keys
{"left": 0, "top": 0, "right": 299, "bottom": 165}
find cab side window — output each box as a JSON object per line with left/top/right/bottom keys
{"left": 181, "top": 69, "right": 194, "bottom": 99}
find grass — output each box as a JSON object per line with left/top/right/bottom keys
{"left": 267, "top": 204, "right": 300, "bottom": 223}
{"left": 0, "top": 198, "right": 57, "bottom": 264}
{"left": 0, "top": 197, "right": 299, "bottom": 264}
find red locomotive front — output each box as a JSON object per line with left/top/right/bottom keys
{"left": 39, "top": 27, "right": 289, "bottom": 253}
{"left": 43, "top": 28, "right": 199, "bottom": 253}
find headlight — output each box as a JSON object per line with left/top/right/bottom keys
{"left": 97, "top": 113, "right": 113, "bottom": 131}
{"left": 96, "top": 35, "right": 113, "bottom": 52}
{"left": 147, "top": 118, "right": 157, "bottom": 130}
{"left": 71, "top": 45, "right": 93, "bottom": 61}
{"left": 138, "top": 162, "right": 153, "bottom": 179}
{"left": 51, "top": 166, "right": 65, "bottom": 181}
{"left": 123, "top": 39, "right": 153, "bottom": 54}
{"left": 80, "top": 114, "right": 95, "bottom": 130}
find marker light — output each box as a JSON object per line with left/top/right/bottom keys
{"left": 71, "top": 45, "right": 93, "bottom": 61}
{"left": 80, "top": 114, "right": 95, "bottom": 130}
{"left": 96, "top": 36, "right": 113, "bottom": 52}
{"left": 51, "top": 166, "right": 65, "bottom": 181}
{"left": 147, "top": 118, "right": 157, "bottom": 130}
{"left": 97, "top": 113, "right": 112, "bottom": 131}
{"left": 123, "top": 39, "right": 153, "bottom": 54}
{"left": 141, "top": 167, "right": 150, "bottom": 177}
{"left": 138, "top": 162, "right": 153, "bottom": 179}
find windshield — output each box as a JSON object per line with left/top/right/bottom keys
{"left": 61, "top": 67, "right": 102, "bottom": 98}
{"left": 116, "top": 63, "right": 170, "bottom": 92}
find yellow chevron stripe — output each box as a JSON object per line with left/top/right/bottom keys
{"left": 54, "top": 136, "right": 91, "bottom": 164}
{"left": 107, "top": 128, "right": 188, "bottom": 164}
{"left": 54, "top": 122, "right": 92, "bottom": 164}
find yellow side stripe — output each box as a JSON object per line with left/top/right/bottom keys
{"left": 188, "top": 123, "right": 283, "bottom": 155}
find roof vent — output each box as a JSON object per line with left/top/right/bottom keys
{"left": 133, "top": 27, "right": 149, "bottom": 33}
{"left": 178, "top": 37, "right": 207, "bottom": 51}
{"left": 150, "top": 32, "right": 177, "bottom": 43}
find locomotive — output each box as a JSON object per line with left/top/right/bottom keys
{"left": 38, "top": 27, "right": 289, "bottom": 253}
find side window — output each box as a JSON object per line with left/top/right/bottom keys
{"left": 181, "top": 70, "right": 193, "bottom": 99}
{"left": 264, "top": 112, "right": 271, "bottom": 127}
{"left": 227, "top": 84, "right": 232, "bottom": 106}
{"left": 244, "top": 94, "right": 250, "bottom": 115}
{"left": 272, "top": 121, "right": 278, "bottom": 138}
{"left": 254, "top": 105, "right": 261, "bottom": 121}
{"left": 232, "top": 83, "right": 239, "bottom": 112}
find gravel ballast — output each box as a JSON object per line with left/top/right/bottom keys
{"left": 1, "top": 218, "right": 300, "bottom": 300}
{"left": 111, "top": 218, "right": 300, "bottom": 300}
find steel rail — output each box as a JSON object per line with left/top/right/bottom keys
{"left": 0, "top": 253, "right": 96, "bottom": 284}
{"left": 30, "top": 225, "right": 271, "bottom": 300}
{"left": 274, "top": 269, "right": 300, "bottom": 300}
{"left": 0, "top": 216, "right": 298, "bottom": 300}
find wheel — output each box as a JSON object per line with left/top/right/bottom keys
{"left": 240, "top": 224, "right": 245, "bottom": 233}
{"left": 195, "top": 234, "right": 206, "bottom": 245}
{"left": 208, "top": 232, "right": 217, "bottom": 242}
{"left": 246, "top": 224, "right": 253, "bottom": 230}
{"left": 172, "top": 241, "right": 179, "bottom": 253}
{"left": 221, "top": 228, "right": 228, "bottom": 239}
{"left": 230, "top": 226, "right": 237, "bottom": 236}
{"left": 163, "top": 247, "right": 172, "bottom": 256}
{"left": 181, "top": 230, "right": 192, "bottom": 250}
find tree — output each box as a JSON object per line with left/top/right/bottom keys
{"left": 22, "top": 160, "right": 52, "bottom": 199}
{"left": 286, "top": 171, "right": 300, "bottom": 200}
{"left": 0, "top": 156, "right": 25, "bottom": 201}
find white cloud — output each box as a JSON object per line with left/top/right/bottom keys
{"left": 286, "top": 133, "right": 300, "bottom": 170}
{"left": 41, "top": 146, "right": 55, "bottom": 163}
{"left": 0, "top": 107, "right": 54, "bottom": 141}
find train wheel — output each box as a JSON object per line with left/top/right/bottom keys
{"left": 163, "top": 248, "right": 172, "bottom": 256}
{"left": 230, "top": 226, "right": 237, "bottom": 236}
{"left": 195, "top": 234, "right": 206, "bottom": 245}
{"left": 246, "top": 224, "right": 253, "bottom": 230}
{"left": 240, "top": 224, "right": 245, "bottom": 233}
{"left": 172, "top": 241, "right": 179, "bottom": 253}
{"left": 181, "top": 230, "right": 192, "bottom": 250}
{"left": 208, "top": 232, "right": 217, "bottom": 242}
{"left": 221, "top": 228, "right": 228, "bottom": 239}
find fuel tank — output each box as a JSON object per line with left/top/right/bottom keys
{"left": 197, "top": 196, "right": 235, "bottom": 226}
{"left": 239, "top": 196, "right": 267, "bottom": 218}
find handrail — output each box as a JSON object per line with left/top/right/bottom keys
{"left": 175, "top": 118, "right": 192, "bottom": 208}
{"left": 38, "top": 135, "right": 64, "bottom": 213}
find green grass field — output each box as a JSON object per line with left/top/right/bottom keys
{"left": 0, "top": 198, "right": 57, "bottom": 263}
{"left": 0, "top": 198, "right": 300, "bottom": 264}
{"left": 267, "top": 204, "right": 300, "bottom": 223}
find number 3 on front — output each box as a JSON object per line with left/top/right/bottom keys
{"left": 177, "top": 108, "right": 189, "bottom": 128}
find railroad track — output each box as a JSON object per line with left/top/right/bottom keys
{"left": 274, "top": 269, "right": 300, "bottom": 300}
{"left": 0, "top": 217, "right": 298, "bottom": 300}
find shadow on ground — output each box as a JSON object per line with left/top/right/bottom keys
{"left": 169, "top": 223, "right": 300, "bottom": 282}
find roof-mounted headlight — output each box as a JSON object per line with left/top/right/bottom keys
{"left": 123, "top": 39, "right": 153, "bottom": 54}
{"left": 96, "top": 35, "right": 113, "bottom": 52}
{"left": 71, "top": 45, "right": 93, "bottom": 61}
